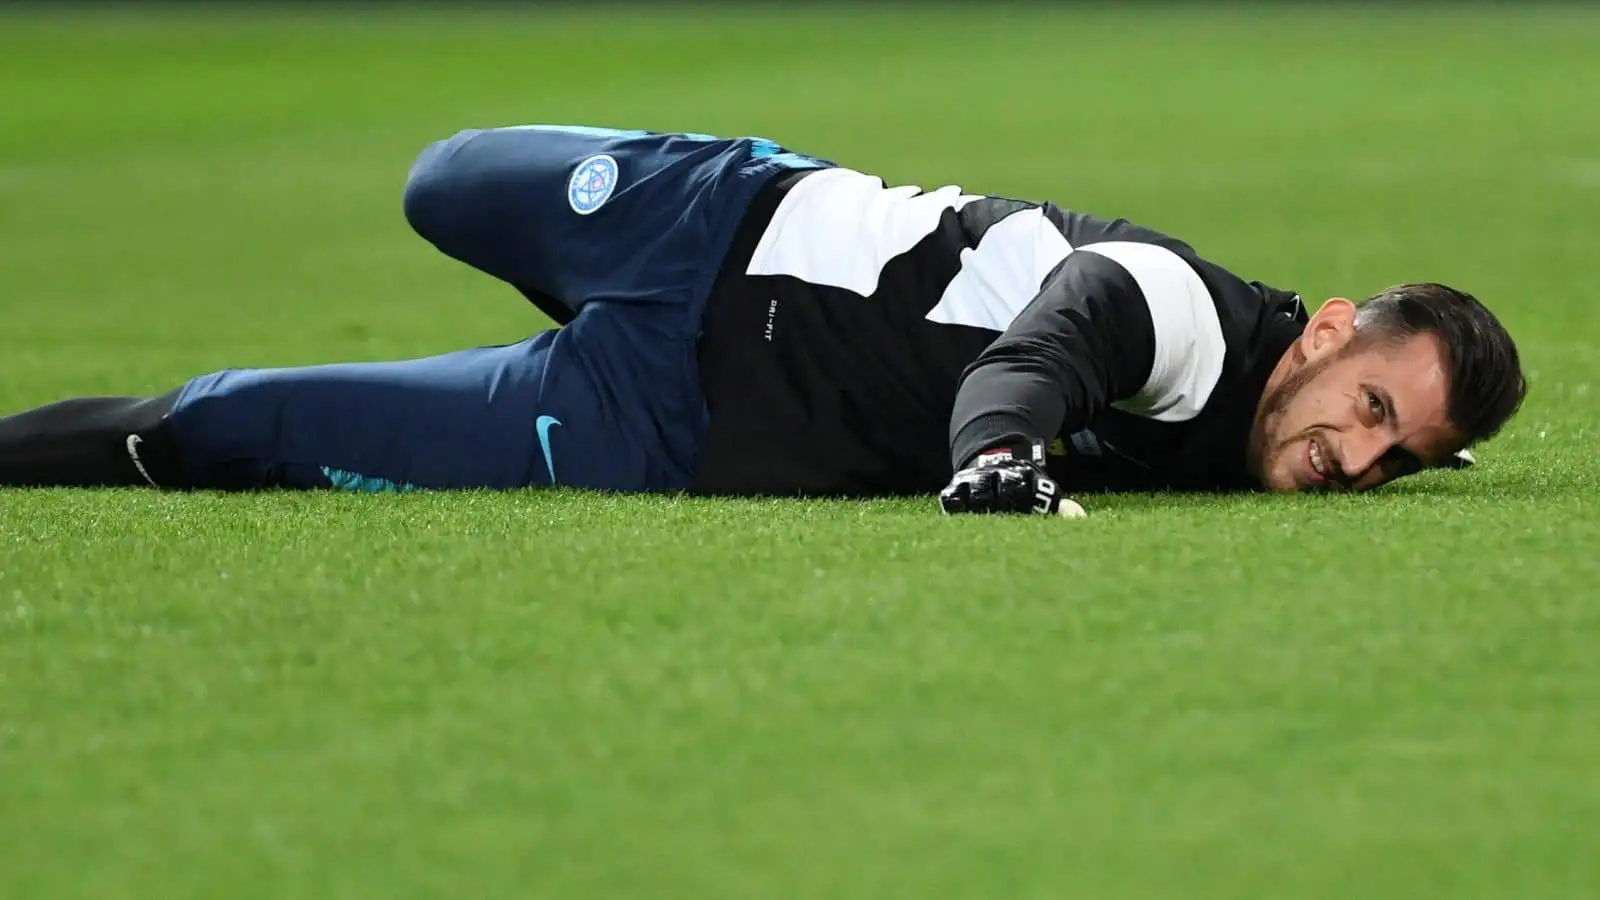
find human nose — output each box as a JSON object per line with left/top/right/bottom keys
{"left": 1339, "top": 428, "right": 1391, "bottom": 485}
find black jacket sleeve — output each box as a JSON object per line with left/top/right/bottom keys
{"left": 948, "top": 250, "right": 1157, "bottom": 470}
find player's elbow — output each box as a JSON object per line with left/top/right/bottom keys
{"left": 401, "top": 129, "right": 484, "bottom": 244}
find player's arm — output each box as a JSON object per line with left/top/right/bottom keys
{"left": 941, "top": 242, "right": 1226, "bottom": 515}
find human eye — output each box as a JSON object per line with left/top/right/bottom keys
{"left": 1365, "top": 390, "right": 1385, "bottom": 422}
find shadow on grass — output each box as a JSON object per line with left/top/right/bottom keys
{"left": 1046, "top": 463, "right": 1593, "bottom": 514}
{"left": 1376, "top": 465, "right": 1593, "bottom": 500}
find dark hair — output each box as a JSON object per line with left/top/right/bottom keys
{"left": 1353, "top": 283, "right": 1527, "bottom": 445}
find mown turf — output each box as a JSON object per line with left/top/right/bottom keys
{"left": 1, "top": 5, "right": 1597, "bottom": 899}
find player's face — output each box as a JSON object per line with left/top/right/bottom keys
{"left": 1250, "top": 300, "right": 1463, "bottom": 494}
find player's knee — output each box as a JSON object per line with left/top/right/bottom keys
{"left": 402, "top": 129, "right": 484, "bottom": 243}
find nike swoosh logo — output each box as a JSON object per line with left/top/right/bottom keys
{"left": 125, "top": 434, "right": 157, "bottom": 486}
{"left": 535, "top": 415, "right": 562, "bottom": 483}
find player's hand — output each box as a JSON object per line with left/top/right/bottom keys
{"left": 939, "top": 443, "right": 1086, "bottom": 518}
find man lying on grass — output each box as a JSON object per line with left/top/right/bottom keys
{"left": 0, "top": 125, "right": 1526, "bottom": 516}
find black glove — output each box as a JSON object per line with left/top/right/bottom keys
{"left": 939, "top": 442, "right": 1085, "bottom": 518}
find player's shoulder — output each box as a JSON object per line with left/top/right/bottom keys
{"left": 1044, "top": 204, "right": 1299, "bottom": 324}
{"left": 1043, "top": 204, "right": 1197, "bottom": 257}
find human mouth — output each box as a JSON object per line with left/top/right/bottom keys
{"left": 1307, "top": 437, "right": 1331, "bottom": 486}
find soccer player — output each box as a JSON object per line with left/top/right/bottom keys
{"left": 0, "top": 125, "right": 1526, "bottom": 516}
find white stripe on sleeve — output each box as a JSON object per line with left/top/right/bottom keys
{"left": 1076, "top": 241, "right": 1226, "bottom": 422}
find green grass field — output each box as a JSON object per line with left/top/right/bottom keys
{"left": 2, "top": 4, "right": 1598, "bottom": 898}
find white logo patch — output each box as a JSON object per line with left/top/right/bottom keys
{"left": 567, "top": 154, "right": 618, "bottom": 215}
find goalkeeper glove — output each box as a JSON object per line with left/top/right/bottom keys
{"left": 939, "top": 442, "right": 1086, "bottom": 518}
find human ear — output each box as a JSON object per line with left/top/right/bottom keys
{"left": 1301, "top": 297, "right": 1358, "bottom": 361}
